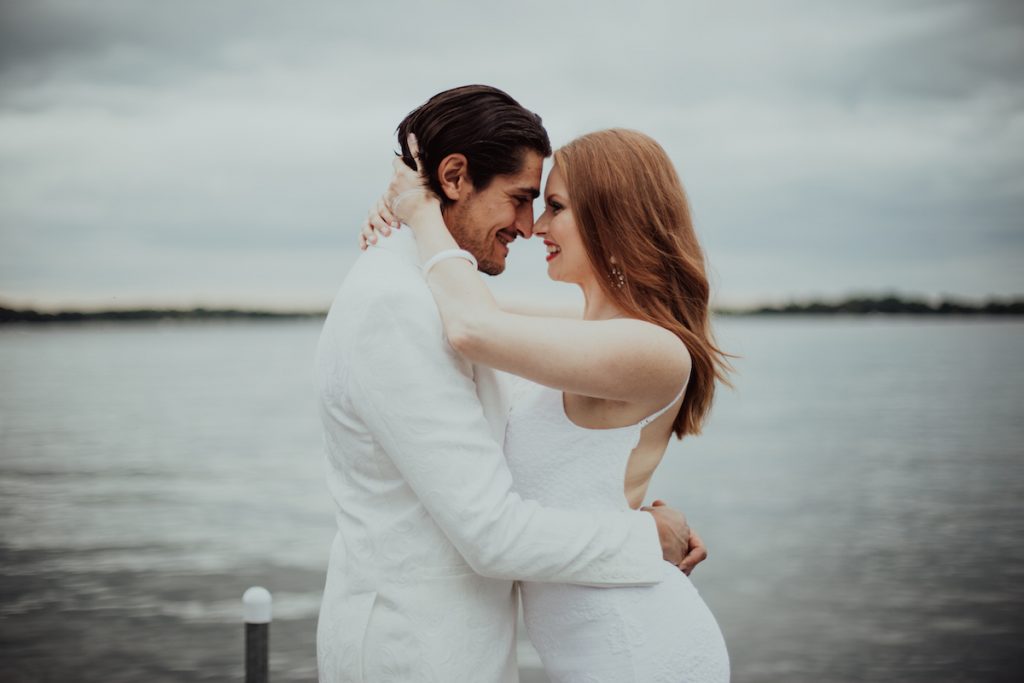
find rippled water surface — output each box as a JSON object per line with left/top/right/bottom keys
{"left": 1, "top": 318, "right": 1021, "bottom": 682}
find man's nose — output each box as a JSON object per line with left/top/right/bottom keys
{"left": 515, "top": 204, "right": 535, "bottom": 239}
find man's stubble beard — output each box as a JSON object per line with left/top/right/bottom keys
{"left": 442, "top": 202, "right": 505, "bottom": 277}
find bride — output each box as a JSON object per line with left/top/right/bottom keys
{"left": 365, "top": 129, "right": 732, "bottom": 682}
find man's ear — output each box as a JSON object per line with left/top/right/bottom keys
{"left": 436, "top": 153, "right": 473, "bottom": 201}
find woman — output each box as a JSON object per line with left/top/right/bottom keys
{"left": 365, "top": 129, "right": 731, "bottom": 682}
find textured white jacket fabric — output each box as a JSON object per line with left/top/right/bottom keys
{"left": 315, "top": 228, "right": 664, "bottom": 683}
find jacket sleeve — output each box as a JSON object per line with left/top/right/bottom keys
{"left": 348, "top": 291, "right": 665, "bottom": 586}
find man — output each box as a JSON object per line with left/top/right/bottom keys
{"left": 316, "top": 85, "right": 704, "bottom": 683}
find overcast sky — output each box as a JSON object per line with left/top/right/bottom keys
{"left": 1, "top": 0, "right": 1021, "bottom": 310}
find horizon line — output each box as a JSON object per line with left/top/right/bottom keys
{"left": 3, "top": 292, "right": 1023, "bottom": 320}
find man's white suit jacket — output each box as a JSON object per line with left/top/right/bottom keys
{"left": 315, "top": 227, "right": 665, "bottom": 683}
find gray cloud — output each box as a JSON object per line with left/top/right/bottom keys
{"left": 0, "top": 0, "right": 1021, "bottom": 309}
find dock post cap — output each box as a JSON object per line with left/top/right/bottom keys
{"left": 243, "top": 586, "right": 272, "bottom": 624}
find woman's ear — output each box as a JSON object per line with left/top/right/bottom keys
{"left": 436, "top": 153, "right": 472, "bottom": 201}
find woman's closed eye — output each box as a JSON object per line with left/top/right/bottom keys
{"left": 547, "top": 199, "right": 564, "bottom": 214}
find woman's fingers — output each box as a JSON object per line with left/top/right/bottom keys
{"left": 383, "top": 135, "right": 434, "bottom": 223}
{"left": 370, "top": 199, "right": 394, "bottom": 234}
{"left": 361, "top": 215, "right": 377, "bottom": 248}
{"left": 388, "top": 156, "right": 419, "bottom": 209}
{"left": 360, "top": 193, "right": 402, "bottom": 250}
{"left": 391, "top": 155, "right": 407, "bottom": 181}
{"left": 407, "top": 134, "right": 424, "bottom": 172}
{"left": 374, "top": 198, "right": 397, "bottom": 232}
{"left": 391, "top": 154, "right": 425, "bottom": 186}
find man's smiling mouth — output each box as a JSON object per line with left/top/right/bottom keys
{"left": 496, "top": 231, "right": 517, "bottom": 248}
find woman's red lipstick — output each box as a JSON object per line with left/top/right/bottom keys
{"left": 544, "top": 240, "right": 560, "bottom": 262}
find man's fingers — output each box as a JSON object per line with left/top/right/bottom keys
{"left": 678, "top": 546, "right": 707, "bottom": 574}
{"left": 678, "top": 531, "right": 708, "bottom": 574}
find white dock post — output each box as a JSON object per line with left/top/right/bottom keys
{"left": 243, "top": 586, "right": 272, "bottom": 683}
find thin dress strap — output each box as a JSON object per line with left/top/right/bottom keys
{"left": 637, "top": 379, "right": 688, "bottom": 428}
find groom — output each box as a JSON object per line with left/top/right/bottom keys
{"left": 316, "top": 85, "right": 704, "bottom": 683}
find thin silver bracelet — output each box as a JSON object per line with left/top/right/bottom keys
{"left": 422, "top": 249, "right": 478, "bottom": 277}
{"left": 390, "top": 189, "right": 429, "bottom": 217}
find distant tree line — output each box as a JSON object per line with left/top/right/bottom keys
{"left": 721, "top": 295, "right": 1024, "bottom": 316}
{"left": 0, "top": 306, "right": 325, "bottom": 324}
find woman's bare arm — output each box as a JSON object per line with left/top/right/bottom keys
{"left": 496, "top": 297, "right": 583, "bottom": 319}
{"left": 402, "top": 197, "right": 689, "bottom": 406}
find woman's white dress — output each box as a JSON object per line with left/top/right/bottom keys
{"left": 504, "top": 380, "right": 731, "bottom": 683}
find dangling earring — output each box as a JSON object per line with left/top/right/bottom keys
{"left": 609, "top": 257, "right": 625, "bottom": 289}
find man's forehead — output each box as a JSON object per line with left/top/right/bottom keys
{"left": 505, "top": 153, "right": 543, "bottom": 195}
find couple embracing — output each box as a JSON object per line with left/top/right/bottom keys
{"left": 315, "top": 85, "right": 732, "bottom": 682}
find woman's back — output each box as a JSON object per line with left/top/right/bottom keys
{"left": 560, "top": 389, "right": 681, "bottom": 509}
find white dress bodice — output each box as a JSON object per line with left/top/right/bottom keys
{"left": 504, "top": 380, "right": 731, "bottom": 683}
{"left": 506, "top": 384, "right": 650, "bottom": 511}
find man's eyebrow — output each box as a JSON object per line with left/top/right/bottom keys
{"left": 512, "top": 186, "right": 541, "bottom": 199}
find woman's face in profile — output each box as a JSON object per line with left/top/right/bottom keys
{"left": 534, "top": 164, "right": 591, "bottom": 286}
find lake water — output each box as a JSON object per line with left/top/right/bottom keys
{"left": 1, "top": 317, "right": 1021, "bottom": 682}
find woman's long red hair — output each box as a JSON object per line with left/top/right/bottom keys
{"left": 555, "top": 129, "right": 733, "bottom": 438}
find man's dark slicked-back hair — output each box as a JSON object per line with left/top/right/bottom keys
{"left": 396, "top": 85, "right": 552, "bottom": 207}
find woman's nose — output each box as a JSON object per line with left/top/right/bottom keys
{"left": 532, "top": 213, "right": 547, "bottom": 237}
